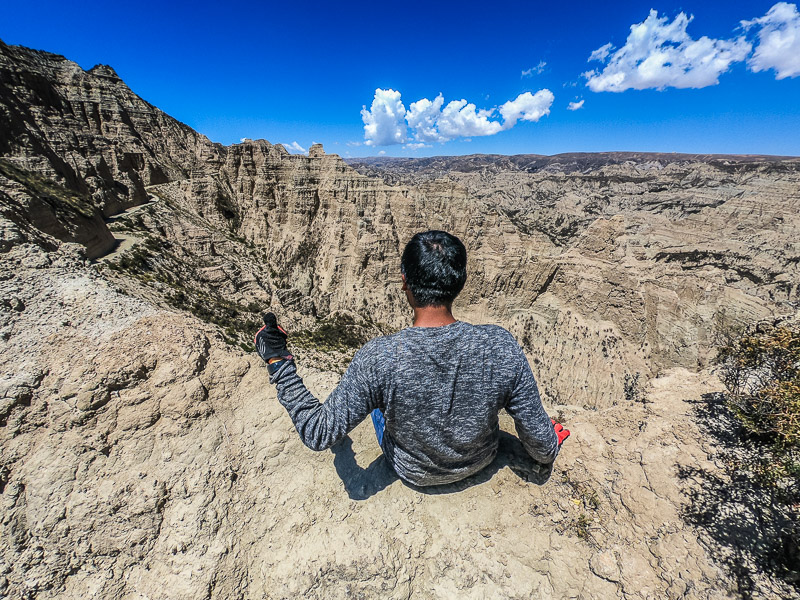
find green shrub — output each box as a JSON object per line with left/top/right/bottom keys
{"left": 715, "top": 324, "right": 800, "bottom": 494}
{"left": 291, "top": 313, "right": 371, "bottom": 353}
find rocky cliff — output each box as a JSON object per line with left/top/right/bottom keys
{"left": 0, "top": 240, "right": 753, "bottom": 599}
{"left": 0, "top": 40, "right": 217, "bottom": 214}
{"left": 349, "top": 153, "right": 800, "bottom": 404}
{"left": 1, "top": 41, "right": 799, "bottom": 599}
{"left": 3, "top": 40, "right": 798, "bottom": 408}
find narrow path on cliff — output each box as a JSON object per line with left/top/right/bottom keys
{"left": 94, "top": 195, "right": 159, "bottom": 262}
{"left": 96, "top": 232, "right": 142, "bottom": 263}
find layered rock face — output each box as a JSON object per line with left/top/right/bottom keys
{"left": 3, "top": 40, "right": 797, "bottom": 408}
{"left": 0, "top": 39, "right": 218, "bottom": 258}
{"left": 0, "top": 40, "right": 216, "bottom": 215}
{"left": 1, "top": 41, "right": 799, "bottom": 599}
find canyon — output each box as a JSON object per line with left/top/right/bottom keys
{"left": 1, "top": 40, "right": 799, "bottom": 599}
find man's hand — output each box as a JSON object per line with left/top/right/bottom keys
{"left": 255, "top": 313, "right": 293, "bottom": 368}
{"left": 551, "top": 419, "right": 570, "bottom": 446}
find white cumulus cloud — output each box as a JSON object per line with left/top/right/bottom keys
{"left": 743, "top": 2, "right": 800, "bottom": 79}
{"left": 436, "top": 100, "right": 504, "bottom": 138}
{"left": 498, "top": 90, "right": 554, "bottom": 128}
{"left": 283, "top": 141, "right": 306, "bottom": 154}
{"left": 362, "top": 88, "right": 554, "bottom": 146}
{"left": 361, "top": 88, "right": 407, "bottom": 146}
{"left": 584, "top": 9, "right": 752, "bottom": 92}
{"left": 406, "top": 95, "right": 447, "bottom": 142}
{"left": 567, "top": 99, "right": 585, "bottom": 111}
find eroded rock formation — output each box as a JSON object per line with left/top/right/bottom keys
{"left": 0, "top": 241, "right": 752, "bottom": 599}
{"left": 1, "top": 41, "right": 799, "bottom": 598}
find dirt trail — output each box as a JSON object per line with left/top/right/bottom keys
{"left": 95, "top": 197, "right": 158, "bottom": 263}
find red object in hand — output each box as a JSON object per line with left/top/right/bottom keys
{"left": 551, "top": 419, "right": 570, "bottom": 446}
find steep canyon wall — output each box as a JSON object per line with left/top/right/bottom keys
{"left": 3, "top": 41, "right": 800, "bottom": 409}
{"left": 2, "top": 41, "right": 800, "bottom": 599}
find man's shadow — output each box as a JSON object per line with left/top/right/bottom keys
{"left": 330, "top": 431, "right": 553, "bottom": 500}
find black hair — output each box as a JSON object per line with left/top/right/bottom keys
{"left": 401, "top": 230, "right": 467, "bottom": 307}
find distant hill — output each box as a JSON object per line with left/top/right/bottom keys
{"left": 347, "top": 151, "right": 800, "bottom": 184}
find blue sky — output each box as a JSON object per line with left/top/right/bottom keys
{"left": 2, "top": 0, "right": 799, "bottom": 156}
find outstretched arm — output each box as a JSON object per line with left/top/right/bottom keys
{"left": 256, "top": 313, "right": 381, "bottom": 451}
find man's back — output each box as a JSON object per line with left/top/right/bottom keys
{"left": 272, "top": 320, "right": 559, "bottom": 486}
{"left": 260, "top": 229, "right": 563, "bottom": 487}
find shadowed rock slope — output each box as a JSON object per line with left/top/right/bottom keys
{"left": 1, "top": 41, "right": 799, "bottom": 598}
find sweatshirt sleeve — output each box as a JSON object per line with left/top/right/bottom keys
{"left": 270, "top": 343, "right": 382, "bottom": 451}
{"left": 504, "top": 347, "right": 559, "bottom": 465}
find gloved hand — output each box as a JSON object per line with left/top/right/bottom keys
{"left": 254, "top": 313, "right": 293, "bottom": 373}
{"left": 551, "top": 419, "right": 570, "bottom": 446}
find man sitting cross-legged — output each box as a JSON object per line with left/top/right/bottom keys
{"left": 255, "top": 230, "right": 569, "bottom": 486}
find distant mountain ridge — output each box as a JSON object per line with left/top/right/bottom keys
{"left": 347, "top": 151, "right": 800, "bottom": 183}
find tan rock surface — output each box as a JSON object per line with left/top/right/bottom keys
{"left": 0, "top": 243, "right": 761, "bottom": 599}
{"left": 1, "top": 42, "right": 799, "bottom": 599}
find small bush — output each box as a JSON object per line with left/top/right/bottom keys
{"left": 110, "top": 246, "right": 151, "bottom": 273}
{"left": 624, "top": 372, "right": 646, "bottom": 403}
{"left": 715, "top": 324, "right": 800, "bottom": 496}
{"left": 291, "top": 313, "right": 372, "bottom": 353}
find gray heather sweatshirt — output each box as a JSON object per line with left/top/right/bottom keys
{"left": 271, "top": 320, "right": 559, "bottom": 486}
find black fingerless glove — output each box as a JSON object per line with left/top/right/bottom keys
{"left": 254, "top": 313, "right": 293, "bottom": 375}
